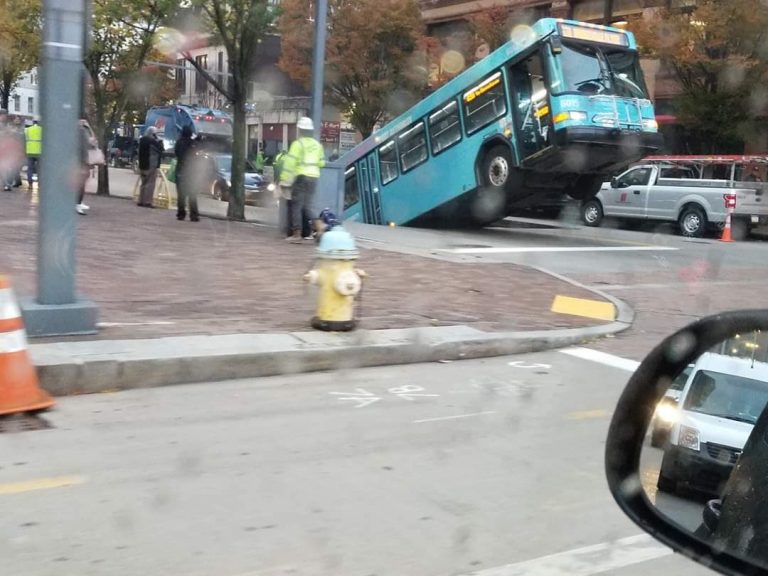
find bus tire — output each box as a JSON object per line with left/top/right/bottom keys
{"left": 481, "top": 145, "right": 512, "bottom": 191}
{"left": 566, "top": 175, "right": 603, "bottom": 201}
{"left": 474, "top": 146, "right": 512, "bottom": 225}
{"left": 678, "top": 204, "right": 706, "bottom": 237}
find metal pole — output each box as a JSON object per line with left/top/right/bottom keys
{"left": 310, "top": 0, "right": 328, "bottom": 140}
{"left": 20, "top": 0, "right": 97, "bottom": 336}
{"left": 79, "top": 0, "right": 91, "bottom": 118}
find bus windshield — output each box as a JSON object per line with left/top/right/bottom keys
{"left": 558, "top": 42, "right": 649, "bottom": 99}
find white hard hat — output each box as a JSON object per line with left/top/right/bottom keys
{"left": 297, "top": 116, "right": 314, "bottom": 131}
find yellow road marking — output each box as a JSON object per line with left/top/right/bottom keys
{"left": 566, "top": 409, "right": 609, "bottom": 420}
{"left": 551, "top": 295, "right": 616, "bottom": 321}
{"left": 0, "top": 475, "right": 86, "bottom": 495}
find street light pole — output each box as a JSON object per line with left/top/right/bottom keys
{"left": 310, "top": 0, "right": 328, "bottom": 141}
{"left": 20, "top": 0, "right": 98, "bottom": 336}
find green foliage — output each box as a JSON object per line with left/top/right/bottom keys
{"left": 0, "top": 0, "right": 42, "bottom": 111}
{"left": 86, "top": 0, "right": 176, "bottom": 194}
{"left": 183, "top": 1, "right": 278, "bottom": 220}
{"left": 279, "top": 0, "right": 424, "bottom": 138}
{"left": 633, "top": 0, "right": 768, "bottom": 152}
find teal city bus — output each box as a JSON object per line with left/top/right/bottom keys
{"left": 340, "top": 18, "right": 663, "bottom": 227}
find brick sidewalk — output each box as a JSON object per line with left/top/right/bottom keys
{"left": 1, "top": 190, "right": 611, "bottom": 341}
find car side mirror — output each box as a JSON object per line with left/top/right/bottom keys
{"left": 606, "top": 310, "right": 768, "bottom": 576}
{"left": 611, "top": 176, "right": 619, "bottom": 188}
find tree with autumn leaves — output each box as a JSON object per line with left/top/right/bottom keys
{"left": 85, "top": 0, "right": 177, "bottom": 196}
{"left": 633, "top": 0, "right": 768, "bottom": 153}
{"left": 279, "top": 0, "right": 425, "bottom": 138}
{"left": 0, "top": 0, "right": 41, "bottom": 113}
{"left": 180, "top": 0, "right": 277, "bottom": 221}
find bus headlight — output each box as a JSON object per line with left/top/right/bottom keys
{"left": 553, "top": 111, "right": 588, "bottom": 123}
{"left": 267, "top": 183, "right": 276, "bottom": 192}
{"left": 643, "top": 118, "right": 658, "bottom": 130}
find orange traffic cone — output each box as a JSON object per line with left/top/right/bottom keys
{"left": 0, "top": 276, "right": 54, "bottom": 415}
{"left": 720, "top": 209, "right": 734, "bottom": 243}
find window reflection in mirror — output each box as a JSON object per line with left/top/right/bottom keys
{"left": 639, "top": 330, "right": 768, "bottom": 566}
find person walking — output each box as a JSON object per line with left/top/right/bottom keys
{"left": 279, "top": 117, "right": 325, "bottom": 243}
{"left": 76, "top": 119, "right": 92, "bottom": 215}
{"left": 24, "top": 117, "right": 42, "bottom": 189}
{"left": 174, "top": 125, "right": 199, "bottom": 222}
{"left": 0, "top": 109, "right": 21, "bottom": 191}
{"left": 137, "top": 126, "right": 164, "bottom": 207}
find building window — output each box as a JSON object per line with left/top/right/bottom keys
{"left": 378, "top": 140, "right": 398, "bottom": 184}
{"left": 217, "top": 51, "right": 224, "bottom": 86}
{"left": 30, "top": 72, "right": 38, "bottom": 85}
{"left": 572, "top": 0, "right": 607, "bottom": 22}
{"left": 13, "top": 94, "right": 20, "bottom": 112}
{"left": 27, "top": 97, "right": 34, "bottom": 114}
{"left": 398, "top": 121, "right": 428, "bottom": 173}
{"left": 462, "top": 71, "right": 507, "bottom": 135}
{"left": 429, "top": 99, "right": 462, "bottom": 155}
{"left": 195, "top": 54, "right": 208, "bottom": 94}
{"left": 176, "top": 59, "right": 186, "bottom": 92}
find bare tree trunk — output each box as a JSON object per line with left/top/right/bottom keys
{"left": 227, "top": 98, "right": 247, "bottom": 221}
{"left": 1, "top": 72, "right": 13, "bottom": 111}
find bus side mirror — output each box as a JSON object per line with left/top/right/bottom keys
{"left": 611, "top": 176, "right": 619, "bottom": 188}
{"left": 550, "top": 36, "right": 562, "bottom": 54}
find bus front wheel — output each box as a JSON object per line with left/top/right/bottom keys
{"left": 566, "top": 175, "right": 603, "bottom": 201}
{"left": 482, "top": 146, "right": 512, "bottom": 191}
{"left": 472, "top": 146, "right": 512, "bottom": 226}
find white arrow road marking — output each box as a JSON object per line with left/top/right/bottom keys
{"left": 461, "top": 534, "right": 671, "bottom": 575}
{"left": 329, "top": 388, "right": 381, "bottom": 408}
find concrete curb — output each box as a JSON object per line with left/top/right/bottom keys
{"left": 31, "top": 314, "right": 631, "bottom": 396}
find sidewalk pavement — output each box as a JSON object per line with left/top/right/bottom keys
{"left": 1, "top": 175, "right": 632, "bottom": 394}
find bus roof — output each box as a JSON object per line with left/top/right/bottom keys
{"left": 340, "top": 18, "right": 637, "bottom": 167}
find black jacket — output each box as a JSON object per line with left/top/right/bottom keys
{"left": 138, "top": 134, "right": 164, "bottom": 170}
{"left": 174, "top": 136, "right": 195, "bottom": 175}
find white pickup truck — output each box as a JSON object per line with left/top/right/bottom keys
{"left": 581, "top": 162, "right": 768, "bottom": 237}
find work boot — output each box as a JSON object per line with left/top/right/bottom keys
{"left": 286, "top": 229, "right": 302, "bottom": 244}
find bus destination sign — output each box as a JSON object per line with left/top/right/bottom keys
{"left": 464, "top": 72, "right": 502, "bottom": 104}
{"left": 558, "top": 23, "right": 629, "bottom": 47}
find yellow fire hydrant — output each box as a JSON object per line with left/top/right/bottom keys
{"left": 303, "top": 226, "right": 366, "bottom": 331}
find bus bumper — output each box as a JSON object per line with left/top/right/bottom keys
{"left": 552, "top": 127, "right": 664, "bottom": 171}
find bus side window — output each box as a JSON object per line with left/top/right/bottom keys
{"left": 462, "top": 71, "right": 507, "bottom": 135}
{"left": 344, "top": 166, "right": 359, "bottom": 209}
{"left": 398, "top": 121, "right": 428, "bottom": 173}
{"left": 379, "top": 140, "right": 398, "bottom": 185}
{"left": 428, "top": 100, "right": 461, "bottom": 155}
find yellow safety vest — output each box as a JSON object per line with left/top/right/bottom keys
{"left": 279, "top": 137, "right": 325, "bottom": 185}
{"left": 25, "top": 124, "right": 42, "bottom": 156}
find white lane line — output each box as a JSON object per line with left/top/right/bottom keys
{"left": 462, "top": 534, "right": 671, "bottom": 575}
{"left": 560, "top": 347, "right": 640, "bottom": 373}
{"left": 439, "top": 246, "right": 678, "bottom": 254}
{"left": 97, "top": 321, "right": 176, "bottom": 327}
{"left": 594, "top": 279, "right": 765, "bottom": 291}
{"left": 413, "top": 410, "right": 496, "bottom": 424}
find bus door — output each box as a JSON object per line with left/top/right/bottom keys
{"left": 508, "top": 51, "right": 554, "bottom": 164}
{"left": 358, "top": 156, "right": 383, "bottom": 225}
{"left": 367, "top": 155, "right": 383, "bottom": 224}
